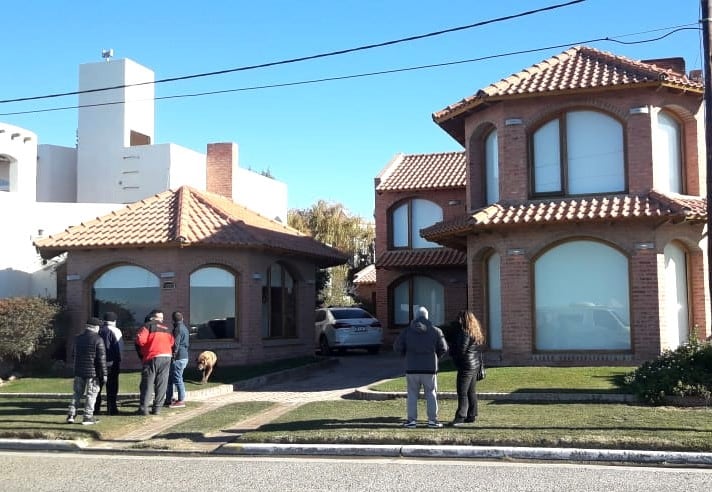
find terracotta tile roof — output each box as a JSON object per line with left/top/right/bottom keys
{"left": 375, "top": 151, "right": 466, "bottom": 191}
{"left": 34, "top": 186, "right": 348, "bottom": 267}
{"left": 376, "top": 248, "right": 466, "bottom": 269}
{"left": 434, "top": 46, "right": 704, "bottom": 144}
{"left": 353, "top": 264, "right": 376, "bottom": 285}
{"left": 422, "top": 191, "right": 707, "bottom": 243}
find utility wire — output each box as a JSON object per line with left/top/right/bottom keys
{"left": 0, "top": 0, "right": 585, "bottom": 105}
{"left": 0, "top": 26, "right": 699, "bottom": 117}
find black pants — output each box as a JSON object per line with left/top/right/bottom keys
{"left": 455, "top": 369, "right": 478, "bottom": 420}
{"left": 94, "top": 363, "right": 121, "bottom": 414}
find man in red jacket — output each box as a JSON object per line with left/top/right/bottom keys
{"left": 134, "top": 309, "right": 174, "bottom": 415}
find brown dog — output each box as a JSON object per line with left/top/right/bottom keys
{"left": 196, "top": 351, "right": 217, "bottom": 384}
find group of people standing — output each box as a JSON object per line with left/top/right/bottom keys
{"left": 394, "top": 306, "right": 485, "bottom": 428}
{"left": 66, "top": 309, "right": 190, "bottom": 425}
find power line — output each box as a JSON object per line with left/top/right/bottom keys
{"left": 0, "top": 26, "right": 699, "bottom": 118}
{"left": 0, "top": 0, "right": 585, "bottom": 105}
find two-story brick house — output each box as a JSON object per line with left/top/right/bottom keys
{"left": 422, "top": 46, "right": 709, "bottom": 365}
{"left": 374, "top": 151, "right": 468, "bottom": 343}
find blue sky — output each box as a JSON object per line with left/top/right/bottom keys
{"left": 1, "top": 0, "right": 703, "bottom": 219}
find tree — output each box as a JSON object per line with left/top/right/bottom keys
{"left": 288, "top": 200, "right": 375, "bottom": 306}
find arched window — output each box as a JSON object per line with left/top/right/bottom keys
{"left": 663, "top": 242, "right": 689, "bottom": 349}
{"left": 261, "top": 263, "right": 296, "bottom": 338}
{"left": 654, "top": 111, "right": 683, "bottom": 193}
{"left": 485, "top": 129, "right": 499, "bottom": 204}
{"left": 534, "top": 240, "right": 630, "bottom": 351}
{"left": 92, "top": 265, "right": 160, "bottom": 339}
{"left": 532, "top": 110, "right": 624, "bottom": 196}
{"left": 486, "top": 252, "right": 502, "bottom": 350}
{"left": 392, "top": 276, "right": 444, "bottom": 326}
{"left": 190, "top": 266, "right": 236, "bottom": 339}
{"left": 390, "top": 198, "right": 443, "bottom": 249}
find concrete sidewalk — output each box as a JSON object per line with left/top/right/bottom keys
{"left": 0, "top": 356, "right": 710, "bottom": 466}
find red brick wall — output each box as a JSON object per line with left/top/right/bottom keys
{"left": 63, "top": 247, "right": 318, "bottom": 369}
{"left": 374, "top": 186, "right": 467, "bottom": 342}
{"left": 206, "top": 142, "right": 236, "bottom": 199}
{"left": 453, "top": 87, "right": 708, "bottom": 365}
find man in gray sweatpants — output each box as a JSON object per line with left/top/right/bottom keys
{"left": 67, "top": 317, "right": 107, "bottom": 425}
{"left": 393, "top": 306, "right": 448, "bottom": 428}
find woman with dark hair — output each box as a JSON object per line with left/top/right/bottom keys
{"left": 449, "top": 310, "right": 486, "bottom": 426}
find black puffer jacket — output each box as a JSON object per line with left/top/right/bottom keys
{"left": 449, "top": 330, "right": 482, "bottom": 374}
{"left": 73, "top": 329, "right": 107, "bottom": 380}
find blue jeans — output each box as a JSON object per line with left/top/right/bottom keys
{"left": 166, "top": 358, "right": 188, "bottom": 402}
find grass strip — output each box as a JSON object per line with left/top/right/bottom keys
{"left": 373, "top": 365, "right": 632, "bottom": 393}
{"left": 0, "top": 397, "right": 202, "bottom": 441}
{"left": 239, "top": 399, "right": 712, "bottom": 452}
{"left": 156, "top": 402, "right": 274, "bottom": 438}
{"left": 0, "top": 356, "right": 320, "bottom": 394}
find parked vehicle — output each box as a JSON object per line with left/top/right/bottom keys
{"left": 314, "top": 306, "right": 383, "bottom": 355}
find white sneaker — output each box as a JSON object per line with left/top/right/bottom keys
{"left": 427, "top": 420, "right": 443, "bottom": 428}
{"left": 402, "top": 420, "right": 417, "bottom": 429}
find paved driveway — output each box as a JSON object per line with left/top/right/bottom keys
{"left": 254, "top": 351, "right": 404, "bottom": 393}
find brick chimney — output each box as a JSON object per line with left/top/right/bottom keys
{"left": 206, "top": 142, "right": 237, "bottom": 199}
{"left": 641, "top": 57, "right": 686, "bottom": 75}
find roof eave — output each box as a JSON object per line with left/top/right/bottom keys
{"left": 434, "top": 81, "right": 703, "bottom": 146}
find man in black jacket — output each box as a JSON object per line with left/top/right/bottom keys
{"left": 66, "top": 317, "right": 107, "bottom": 425}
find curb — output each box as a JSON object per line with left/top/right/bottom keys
{"left": 215, "top": 443, "right": 712, "bottom": 465}
{"left": 0, "top": 439, "right": 88, "bottom": 452}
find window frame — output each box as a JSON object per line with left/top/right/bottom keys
{"left": 389, "top": 274, "right": 445, "bottom": 328}
{"left": 529, "top": 109, "right": 627, "bottom": 198}
{"left": 189, "top": 265, "right": 238, "bottom": 340}
{"left": 261, "top": 262, "right": 297, "bottom": 339}
{"left": 483, "top": 127, "right": 499, "bottom": 204}
{"left": 388, "top": 198, "right": 443, "bottom": 250}
{"left": 655, "top": 110, "right": 686, "bottom": 194}
{"left": 532, "top": 238, "right": 632, "bottom": 352}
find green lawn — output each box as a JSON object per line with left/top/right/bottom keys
{"left": 238, "top": 399, "right": 712, "bottom": 452}
{"left": 0, "top": 397, "right": 205, "bottom": 441}
{"left": 0, "top": 356, "right": 320, "bottom": 394}
{"left": 373, "top": 364, "right": 632, "bottom": 393}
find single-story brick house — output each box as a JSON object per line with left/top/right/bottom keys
{"left": 34, "top": 185, "right": 347, "bottom": 368}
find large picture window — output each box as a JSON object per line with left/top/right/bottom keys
{"left": 190, "top": 266, "right": 236, "bottom": 339}
{"left": 92, "top": 265, "right": 160, "bottom": 339}
{"left": 654, "top": 111, "right": 683, "bottom": 194}
{"left": 663, "top": 242, "right": 689, "bottom": 350}
{"left": 261, "top": 263, "right": 296, "bottom": 338}
{"left": 391, "top": 198, "right": 443, "bottom": 249}
{"left": 534, "top": 240, "right": 630, "bottom": 351}
{"left": 532, "top": 110, "right": 624, "bottom": 196}
{"left": 392, "top": 276, "right": 444, "bottom": 326}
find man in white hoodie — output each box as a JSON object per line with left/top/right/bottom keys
{"left": 95, "top": 311, "right": 124, "bottom": 415}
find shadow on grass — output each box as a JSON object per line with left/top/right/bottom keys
{"left": 244, "top": 416, "right": 712, "bottom": 435}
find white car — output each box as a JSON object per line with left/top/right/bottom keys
{"left": 314, "top": 307, "right": 383, "bottom": 355}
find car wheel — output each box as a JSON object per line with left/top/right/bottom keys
{"left": 367, "top": 346, "right": 380, "bottom": 355}
{"left": 319, "top": 336, "right": 331, "bottom": 355}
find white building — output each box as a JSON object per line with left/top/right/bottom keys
{"left": 0, "top": 56, "right": 288, "bottom": 299}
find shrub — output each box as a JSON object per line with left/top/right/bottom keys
{"left": 0, "top": 297, "right": 62, "bottom": 367}
{"left": 623, "top": 337, "right": 712, "bottom": 405}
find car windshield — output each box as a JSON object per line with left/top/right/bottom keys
{"left": 331, "top": 308, "right": 372, "bottom": 320}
